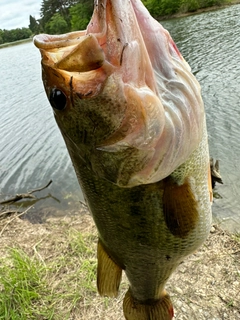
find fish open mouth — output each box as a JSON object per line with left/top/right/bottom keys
{"left": 34, "top": 0, "right": 156, "bottom": 86}
{"left": 34, "top": 0, "right": 205, "bottom": 187}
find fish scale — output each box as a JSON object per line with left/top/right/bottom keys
{"left": 34, "top": 0, "right": 212, "bottom": 319}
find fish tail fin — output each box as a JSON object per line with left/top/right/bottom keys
{"left": 97, "top": 239, "right": 122, "bottom": 297}
{"left": 123, "top": 289, "right": 174, "bottom": 320}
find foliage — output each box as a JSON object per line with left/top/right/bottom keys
{"left": 180, "top": 0, "right": 201, "bottom": 12}
{"left": 143, "top": 0, "right": 231, "bottom": 16}
{"left": 28, "top": 15, "right": 41, "bottom": 35}
{"left": 143, "top": 0, "right": 181, "bottom": 16}
{"left": 45, "top": 12, "right": 69, "bottom": 34}
{"left": 0, "top": 28, "right": 32, "bottom": 44}
{"left": 40, "top": 0, "right": 78, "bottom": 32}
{"left": 69, "top": 1, "right": 93, "bottom": 31}
{"left": 0, "top": 30, "right": 3, "bottom": 44}
{"left": 0, "top": 248, "right": 53, "bottom": 319}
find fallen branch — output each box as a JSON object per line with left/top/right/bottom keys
{"left": 28, "top": 180, "right": 53, "bottom": 194}
{"left": 0, "top": 180, "right": 53, "bottom": 205}
{"left": 0, "top": 194, "right": 36, "bottom": 204}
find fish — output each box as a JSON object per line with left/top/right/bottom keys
{"left": 34, "top": 0, "right": 212, "bottom": 319}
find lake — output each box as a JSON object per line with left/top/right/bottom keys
{"left": 1, "top": 4, "right": 240, "bottom": 232}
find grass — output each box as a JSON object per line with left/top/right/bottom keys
{"left": 46, "top": 230, "right": 98, "bottom": 318}
{"left": 0, "top": 214, "right": 239, "bottom": 319}
{"left": 0, "top": 248, "right": 53, "bottom": 320}
{"left": 0, "top": 225, "right": 100, "bottom": 320}
{"left": 233, "top": 232, "right": 240, "bottom": 243}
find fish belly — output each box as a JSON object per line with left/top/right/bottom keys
{"left": 65, "top": 118, "right": 211, "bottom": 317}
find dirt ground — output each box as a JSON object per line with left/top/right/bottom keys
{"left": 0, "top": 207, "right": 239, "bottom": 320}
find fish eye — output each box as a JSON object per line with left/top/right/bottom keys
{"left": 49, "top": 88, "right": 67, "bottom": 110}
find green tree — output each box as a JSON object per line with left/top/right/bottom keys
{"left": 69, "top": 1, "right": 93, "bottom": 31}
{"left": 180, "top": 0, "right": 200, "bottom": 12}
{"left": 40, "top": 0, "right": 78, "bottom": 31}
{"left": 160, "top": 0, "right": 182, "bottom": 14}
{"left": 143, "top": 0, "right": 182, "bottom": 16}
{"left": 0, "top": 29, "right": 3, "bottom": 44}
{"left": 29, "top": 15, "right": 41, "bottom": 34}
{"left": 45, "top": 12, "right": 69, "bottom": 34}
{"left": 0, "top": 28, "right": 32, "bottom": 43}
{"left": 143, "top": 0, "right": 230, "bottom": 16}
{"left": 21, "top": 27, "right": 32, "bottom": 39}
{"left": 199, "top": 0, "right": 226, "bottom": 7}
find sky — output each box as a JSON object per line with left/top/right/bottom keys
{"left": 0, "top": 0, "right": 42, "bottom": 30}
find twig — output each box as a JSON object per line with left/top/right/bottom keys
{"left": 0, "top": 205, "right": 34, "bottom": 236}
{"left": 0, "top": 180, "right": 52, "bottom": 205}
{"left": 0, "top": 210, "right": 22, "bottom": 219}
{"left": 28, "top": 180, "right": 52, "bottom": 194}
{"left": 33, "top": 238, "right": 47, "bottom": 268}
{"left": 79, "top": 200, "right": 88, "bottom": 208}
{"left": 0, "top": 194, "right": 36, "bottom": 204}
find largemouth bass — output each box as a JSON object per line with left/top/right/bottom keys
{"left": 34, "top": 0, "right": 212, "bottom": 319}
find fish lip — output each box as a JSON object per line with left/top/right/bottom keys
{"left": 33, "top": 31, "right": 87, "bottom": 49}
{"left": 35, "top": 32, "right": 112, "bottom": 74}
{"left": 33, "top": 0, "right": 156, "bottom": 84}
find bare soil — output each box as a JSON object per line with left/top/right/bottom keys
{"left": 0, "top": 208, "right": 239, "bottom": 320}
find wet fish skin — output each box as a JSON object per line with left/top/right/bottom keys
{"left": 34, "top": 0, "right": 212, "bottom": 319}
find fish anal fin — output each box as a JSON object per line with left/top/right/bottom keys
{"left": 123, "top": 289, "right": 174, "bottom": 320}
{"left": 97, "top": 239, "right": 122, "bottom": 297}
{"left": 163, "top": 177, "right": 199, "bottom": 238}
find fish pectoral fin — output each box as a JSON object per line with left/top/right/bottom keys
{"left": 163, "top": 177, "right": 199, "bottom": 238}
{"left": 123, "top": 289, "right": 174, "bottom": 320}
{"left": 97, "top": 239, "right": 122, "bottom": 297}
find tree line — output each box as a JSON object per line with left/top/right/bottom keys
{"left": 0, "top": 0, "right": 232, "bottom": 45}
{"left": 29, "top": 0, "right": 93, "bottom": 35}
{"left": 142, "top": 0, "right": 231, "bottom": 16}
{"left": 0, "top": 28, "right": 32, "bottom": 45}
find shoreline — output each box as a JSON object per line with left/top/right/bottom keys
{"left": 0, "top": 37, "right": 32, "bottom": 49}
{"left": 157, "top": 0, "right": 240, "bottom": 20}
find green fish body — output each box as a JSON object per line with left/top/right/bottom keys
{"left": 34, "top": 1, "right": 212, "bottom": 319}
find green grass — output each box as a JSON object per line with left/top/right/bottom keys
{"left": 233, "top": 233, "right": 240, "bottom": 243}
{"left": 0, "top": 248, "right": 54, "bottom": 320}
{"left": 47, "top": 230, "right": 98, "bottom": 317}
{"left": 0, "top": 229, "right": 98, "bottom": 320}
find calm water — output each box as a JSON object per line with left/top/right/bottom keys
{"left": 0, "top": 5, "right": 240, "bottom": 231}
